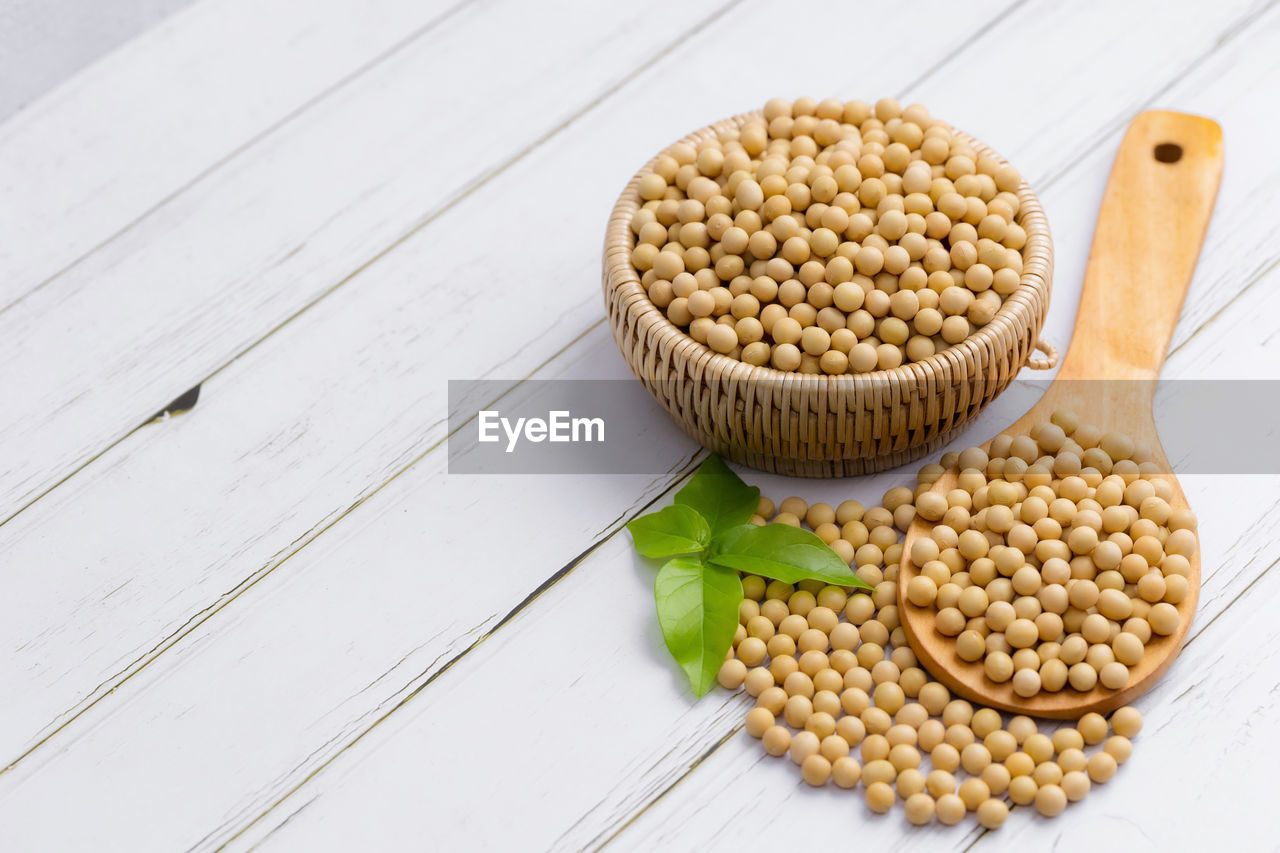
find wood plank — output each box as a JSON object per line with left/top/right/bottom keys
{"left": 0, "top": 0, "right": 734, "bottom": 524}
{"left": 0, "top": 0, "right": 460, "bottom": 308}
{"left": 0, "top": 0, "right": 1273, "bottom": 847}
{"left": 0, "top": 0, "right": 1011, "bottom": 774}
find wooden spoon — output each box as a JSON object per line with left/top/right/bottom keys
{"left": 898, "top": 111, "right": 1223, "bottom": 718}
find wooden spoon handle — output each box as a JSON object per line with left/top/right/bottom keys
{"left": 1056, "top": 111, "right": 1223, "bottom": 383}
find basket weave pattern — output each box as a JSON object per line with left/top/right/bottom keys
{"left": 603, "top": 111, "right": 1054, "bottom": 476}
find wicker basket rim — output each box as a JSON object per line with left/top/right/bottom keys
{"left": 603, "top": 109, "right": 1053, "bottom": 390}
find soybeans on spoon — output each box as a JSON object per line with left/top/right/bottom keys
{"left": 897, "top": 110, "right": 1224, "bottom": 718}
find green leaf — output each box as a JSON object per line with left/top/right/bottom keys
{"left": 654, "top": 556, "right": 743, "bottom": 697}
{"left": 674, "top": 455, "right": 760, "bottom": 537}
{"left": 708, "top": 523, "right": 874, "bottom": 590}
{"left": 626, "top": 504, "right": 711, "bottom": 558}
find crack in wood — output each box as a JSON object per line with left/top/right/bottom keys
{"left": 0, "top": 0, "right": 744, "bottom": 540}
{"left": 145, "top": 383, "right": 202, "bottom": 425}
{"left": 240, "top": 795, "right": 318, "bottom": 853}
{"left": 594, "top": 448, "right": 705, "bottom": 539}
{"left": 1181, "top": 552, "right": 1280, "bottom": 653}
{"left": 1167, "top": 254, "right": 1280, "bottom": 358}
{"left": 959, "top": 824, "right": 991, "bottom": 852}
{"left": 550, "top": 694, "right": 750, "bottom": 851}
{"left": 594, "top": 721, "right": 744, "bottom": 851}
{"left": 0, "top": 309, "right": 697, "bottom": 781}
{"left": 195, "top": 628, "right": 484, "bottom": 849}
{"left": 217, "top": 458, "right": 704, "bottom": 848}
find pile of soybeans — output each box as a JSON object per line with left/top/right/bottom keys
{"left": 905, "top": 409, "right": 1196, "bottom": 697}
{"left": 714, "top": 410, "right": 1190, "bottom": 828}
{"left": 629, "top": 96, "right": 1029, "bottom": 373}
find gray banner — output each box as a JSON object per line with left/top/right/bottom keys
{"left": 447, "top": 378, "right": 1280, "bottom": 475}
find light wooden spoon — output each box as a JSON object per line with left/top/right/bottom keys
{"left": 897, "top": 111, "right": 1223, "bottom": 718}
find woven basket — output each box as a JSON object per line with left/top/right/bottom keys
{"left": 603, "top": 110, "right": 1055, "bottom": 476}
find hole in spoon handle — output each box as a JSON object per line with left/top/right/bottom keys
{"left": 1056, "top": 111, "right": 1222, "bottom": 384}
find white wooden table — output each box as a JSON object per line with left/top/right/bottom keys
{"left": 2, "top": 1, "right": 1278, "bottom": 849}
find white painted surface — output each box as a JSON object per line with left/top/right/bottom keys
{"left": 0, "top": 0, "right": 1277, "bottom": 850}
{"left": 0, "top": 0, "right": 460, "bottom": 308}
{"left": 0, "top": 0, "right": 196, "bottom": 119}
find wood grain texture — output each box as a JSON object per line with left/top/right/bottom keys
{"left": 0, "top": 0, "right": 734, "bottom": 526}
{"left": 0, "top": 0, "right": 1014, "bottom": 781}
{"left": 0, "top": 327, "right": 704, "bottom": 852}
{"left": 0, "top": 0, "right": 459, "bottom": 309}
{"left": 1, "top": 0, "right": 1277, "bottom": 850}
{"left": 0, "top": 0, "right": 743, "bottom": 775}
{"left": 899, "top": 112, "right": 1223, "bottom": 717}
